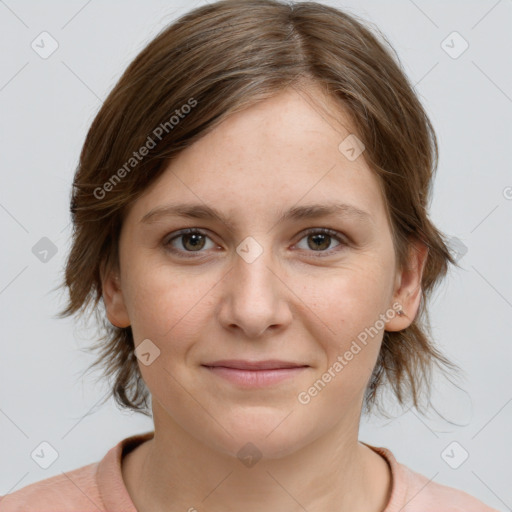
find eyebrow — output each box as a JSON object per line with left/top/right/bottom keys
{"left": 140, "top": 201, "right": 372, "bottom": 230}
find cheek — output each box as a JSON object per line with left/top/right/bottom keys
{"left": 315, "top": 256, "right": 393, "bottom": 339}
{"left": 306, "top": 259, "right": 394, "bottom": 398}
{"left": 122, "top": 267, "right": 214, "bottom": 400}
{"left": 121, "top": 257, "right": 217, "bottom": 352}
{"left": 338, "top": 268, "right": 393, "bottom": 341}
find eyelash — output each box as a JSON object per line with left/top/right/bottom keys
{"left": 163, "top": 227, "right": 348, "bottom": 259}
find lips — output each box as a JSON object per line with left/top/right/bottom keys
{"left": 202, "top": 360, "right": 309, "bottom": 388}
{"left": 202, "top": 359, "right": 309, "bottom": 370}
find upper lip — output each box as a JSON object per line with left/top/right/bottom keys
{"left": 203, "top": 359, "right": 309, "bottom": 370}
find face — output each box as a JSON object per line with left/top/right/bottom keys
{"left": 103, "top": 85, "right": 425, "bottom": 459}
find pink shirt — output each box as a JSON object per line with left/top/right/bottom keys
{"left": 0, "top": 431, "right": 499, "bottom": 511}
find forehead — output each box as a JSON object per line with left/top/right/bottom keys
{"left": 127, "top": 86, "right": 388, "bottom": 229}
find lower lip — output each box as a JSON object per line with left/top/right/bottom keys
{"left": 203, "top": 366, "right": 308, "bottom": 388}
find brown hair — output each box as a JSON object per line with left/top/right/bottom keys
{"left": 55, "top": 0, "right": 461, "bottom": 418}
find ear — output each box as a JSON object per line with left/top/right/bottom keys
{"left": 100, "top": 259, "right": 131, "bottom": 328}
{"left": 385, "top": 238, "right": 429, "bottom": 332}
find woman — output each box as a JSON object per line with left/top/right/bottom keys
{"left": 0, "top": 1, "right": 499, "bottom": 510}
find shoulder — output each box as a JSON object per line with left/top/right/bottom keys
{"left": 366, "top": 444, "right": 500, "bottom": 512}
{"left": 0, "top": 462, "right": 102, "bottom": 511}
{"left": 0, "top": 431, "right": 153, "bottom": 512}
{"left": 400, "top": 463, "right": 498, "bottom": 511}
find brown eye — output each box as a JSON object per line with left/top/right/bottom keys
{"left": 181, "top": 232, "right": 206, "bottom": 251}
{"left": 164, "top": 229, "right": 215, "bottom": 256}
{"left": 295, "top": 228, "right": 346, "bottom": 255}
{"left": 306, "top": 232, "right": 331, "bottom": 251}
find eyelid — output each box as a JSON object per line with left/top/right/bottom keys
{"left": 299, "top": 227, "right": 347, "bottom": 243}
{"left": 164, "top": 228, "right": 217, "bottom": 257}
{"left": 294, "top": 227, "right": 348, "bottom": 256}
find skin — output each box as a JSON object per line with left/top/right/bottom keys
{"left": 102, "top": 83, "right": 428, "bottom": 512}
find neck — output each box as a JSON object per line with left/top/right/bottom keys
{"left": 122, "top": 405, "right": 392, "bottom": 512}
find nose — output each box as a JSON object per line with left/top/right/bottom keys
{"left": 217, "top": 242, "right": 293, "bottom": 339}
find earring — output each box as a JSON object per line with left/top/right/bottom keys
{"left": 397, "top": 309, "right": 406, "bottom": 317}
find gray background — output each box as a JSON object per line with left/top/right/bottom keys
{"left": 1, "top": 0, "right": 511, "bottom": 510}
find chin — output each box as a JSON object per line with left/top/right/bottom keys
{"left": 209, "top": 413, "right": 315, "bottom": 462}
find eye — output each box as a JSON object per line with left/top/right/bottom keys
{"left": 294, "top": 228, "right": 346, "bottom": 256}
{"left": 164, "top": 228, "right": 217, "bottom": 257}
{"left": 163, "top": 227, "right": 347, "bottom": 259}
